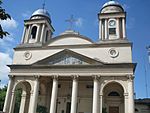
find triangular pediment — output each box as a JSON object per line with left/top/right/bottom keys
{"left": 33, "top": 49, "right": 104, "bottom": 66}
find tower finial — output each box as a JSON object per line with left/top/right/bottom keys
{"left": 42, "top": 0, "right": 46, "bottom": 9}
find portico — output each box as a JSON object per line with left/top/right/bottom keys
{"left": 3, "top": 60, "right": 135, "bottom": 113}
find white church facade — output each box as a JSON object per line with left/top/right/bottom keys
{"left": 3, "top": 1, "right": 136, "bottom": 113}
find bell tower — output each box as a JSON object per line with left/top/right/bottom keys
{"left": 98, "top": 0, "right": 126, "bottom": 41}
{"left": 21, "top": 9, "right": 55, "bottom": 44}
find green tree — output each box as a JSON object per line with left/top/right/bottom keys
{"left": 0, "top": 85, "right": 7, "bottom": 111}
{"left": 14, "top": 88, "right": 22, "bottom": 113}
{"left": 0, "top": 0, "right": 11, "bottom": 39}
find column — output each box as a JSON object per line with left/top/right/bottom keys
{"left": 25, "top": 25, "right": 31, "bottom": 43}
{"left": 122, "top": 18, "right": 126, "bottom": 38}
{"left": 101, "top": 21, "right": 104, "bottom": 40}
{"left": 124, "top": 93, "right": 128, "bottom": 113}
{"left": 3, "top": 75, "right": 14, "bottom": 113}
{"left": 49, "top": 76, "right": 58, "bottom": 113}
{"left": 9, "top": 91, "right": 16, "bottom": 113}
{"left": 105, "top": 19, "right": 108, "bottom": 39}
{"left": 99, "top": 20, "right": 101, "bottom": 40}
{"left": 40, "top": 24, "right": 46, "bottom": 42}
{"left": 99, "top": 95, "right": 103, "bottom": 113}
{"left": 116, "top": 18, "right": 120, "bottom": 39}
{"left": 28, "top": 76, "right": 39, "bottom": 113}
{"left": 127, "top": 75, "right": 134, "bottom": 113}
{"left": 92, "top": 76, "right": 99, "bottom": 113}
{"left": 21, "top": 25, "right": 27, "bottom": 43}
{"left": 35, "top": 25, "right": 40, "bottom": 42}
{"left": 70, "top": 76, "right": 78, "bottom": 113}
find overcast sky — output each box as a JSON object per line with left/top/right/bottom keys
{"left": 0, "top": 0, "right": 150, "bottom": 99}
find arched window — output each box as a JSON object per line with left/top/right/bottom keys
{"left": 31, "top": 26, "right": 37, "bottom": 39}
{"left": 108, "top": 91, "right": 120, "bottom": 96}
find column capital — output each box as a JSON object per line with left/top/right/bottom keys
{"left": 52, "top": 75, "right": 59, "bottom": 80}
{"left": 34, "top": 75, "right": 40, "bottom": 80}
{"left": 100, "top": 94, "right": 103, "bottom": 96}
{"left": 126, "top": 74, "right": 134, "bottom": 81}
{"left": 92, "top": 75, "right": 100, "bottom": 80}
{"left": 124, "top": 93, "right": 128, "bottom": 97}
{"left": 8, "top": 75, "right": 14, "bottom": 79}
{"left": 71, "top": 75, "right": 79, "bottom": 80}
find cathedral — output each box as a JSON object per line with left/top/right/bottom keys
{"left": 3, "top": 1, "right": 136, "bottom": 113}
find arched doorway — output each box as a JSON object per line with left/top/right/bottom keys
{"left": 11, "top": 81, "right": 31, "bottom": 113}
{"left": 102, "top": 82, "right": 124, "bottom": 113}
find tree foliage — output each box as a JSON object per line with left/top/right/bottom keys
{"left": 0, "top": 0, "right": 11, "bottom": 39}
{"left": 0, "top": 85, "right": 7, "bottom": 111}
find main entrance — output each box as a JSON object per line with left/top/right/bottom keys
{"left": 109, "top": 106, "right": 119, "bottom": 113}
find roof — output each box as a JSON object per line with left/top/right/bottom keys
{"left": 135, "top": 99, "right": 150, "bottom": 106}
{"left": 31, "top": 9, "right": 50, "bottom": 19}
{"left": 102, "top": 1, "right": 121, "bottom": 8}
{"left": 46, "top": 30, "right": 94, "bottom": 46}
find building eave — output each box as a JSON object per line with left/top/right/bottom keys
{"left": 8, "top": 63, "right": 136, "bottom": 70}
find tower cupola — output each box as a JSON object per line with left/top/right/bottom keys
{"left": 31, "top": 9, "right": 51, "bottom": 23}
{"left": 21, "top": 8, "right": 54, "bottom": 45}
{"left": 98, "top": 0, "right": 126, "bottom": 41}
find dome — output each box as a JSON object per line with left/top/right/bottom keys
{"left": 31, "top": 9, "right": 50, "bottom": 19}
{"left": 102, "top": 1, "right": 121, "bottom": 8}
{"left": 101, "top": 1, "right": 124, "bottom": 13}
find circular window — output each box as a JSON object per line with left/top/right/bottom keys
{"left": 109, "top": 48, "right": 119, "bottom": 58}
{"left": 24, "top": 51, "right": 32, "bottom": 60}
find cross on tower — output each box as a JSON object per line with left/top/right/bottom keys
{"left": 65, "top": 15, "right": 77, "bottom": 30}
{"left": 42, "top": 0, "right": 46, "bottom": 9}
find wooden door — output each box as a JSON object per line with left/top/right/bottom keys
{"left": 109, "top": 106, "right": 119, "bottom": 113}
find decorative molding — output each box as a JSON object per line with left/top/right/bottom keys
{"left": 126, "top": 74, "right": 134, "bottom": 81}
{"left": 24, "top": 51, "right": 32, "bottom": 60}
{"left": 109, "top": 48, "right": 119, "bottom": 58}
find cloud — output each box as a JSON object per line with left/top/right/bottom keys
{"left": 0, "top": 52, "right": 12, "bottom": 84}
{"left": 0, "top": 35, "right": 15, "bottom": 57}
{"left": 75, "top": 18, "right": 83, "bottom": 27}
{"left": 22, "top": 11, "right": 32, "bottom": 19}
{"left": 0, "top": 18, "right": 18, "bottom": 30}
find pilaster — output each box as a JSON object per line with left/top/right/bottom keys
{"left": 105, "top": 19, "right": 108, "bottom": 39}
{"left": 122, "top": 18, "right": 126, "bottom": 38}
{"left": 3, "top": 75, "right": 14, "bottom": 113}
{"left": 40, "top": 24, "right": 46, "bottom": 42}
{"left": 28, "top": 75, "right": 40, "bottom": 113}
{"left": 127, "top": 74, "right": 134, "bottom": 113}
{"left": 116, "top": 18, "right": 120, "bottom": 39}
